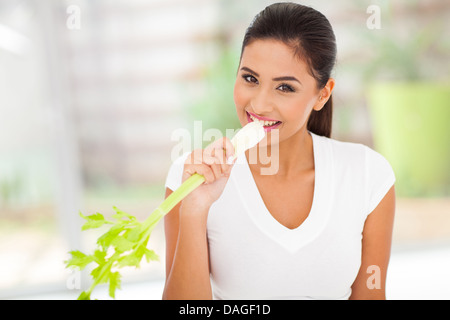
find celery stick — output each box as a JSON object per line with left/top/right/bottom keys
{"left": 65, "top": 122, "right": 264, "bottom": 299}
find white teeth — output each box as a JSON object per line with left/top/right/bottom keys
{"left": 249, "top": 114, "right": 279, "bottom": 126}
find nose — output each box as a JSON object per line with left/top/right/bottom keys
{"left": 250, "top": 88, "right": 274, "bottom": 115}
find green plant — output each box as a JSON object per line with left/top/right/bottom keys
{"left": 361, "top": 2, "right": 450, "bottom": 197}
{"left": 66, "top": 170, "right": 207, "bottom": 300}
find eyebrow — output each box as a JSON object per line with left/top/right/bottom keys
{"left": 240, "top": 66, "right": 302, "bottom": 86}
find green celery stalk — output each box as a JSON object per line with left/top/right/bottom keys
{"left": 159, "top": 173, "right": 205, "bottom": 214}
{"left": 65, "top": 122, "right": 265, "bottom": 300}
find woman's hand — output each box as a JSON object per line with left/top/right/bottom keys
{"left": 181, "top": 137, "right": 236, "bottom": 215}
{"left": 163, "top": 137, "right": 235, "bottom": 300}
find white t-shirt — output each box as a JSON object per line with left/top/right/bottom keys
{"left": 164, "top": 131, "right": 396, "bottom": 300}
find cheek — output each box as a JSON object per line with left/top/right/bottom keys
{"left": 281, "top": 96, "right": 316, "bottom": 127}
{"left": 294, "top": 95, "right": 317, "bottom": 115}
{"left": 233, "top": 81, "right": 246, "bottom": 109}
{"left": 233, "top": 81, "right": 249, "bottom": 126}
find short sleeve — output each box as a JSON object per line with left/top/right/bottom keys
{"left": 364, "top": 146, "right": 396, "bottom": 215}
{"left": 164, "top": 152, "right": 191, "bottom": 191}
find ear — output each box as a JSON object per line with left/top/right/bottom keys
{"left": 313, "top": 78, "right": 335, "bottom": 111}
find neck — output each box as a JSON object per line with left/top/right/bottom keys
{"left": 247, "top": 127, "right": 314, "bottom": 177}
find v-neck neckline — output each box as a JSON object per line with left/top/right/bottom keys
{"left": 231, "top": 131, "right": 334, "bottom": 253}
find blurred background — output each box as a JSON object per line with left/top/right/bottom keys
{"left": 0, "top": 0, "right": 449, "bottom": 300}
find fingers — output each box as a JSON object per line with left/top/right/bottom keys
{"left": 205, "top": 137, "right": 235, "bottom": 164}
{"left": 184, "top": 137, "right": 236, "bottom": 184}
{"left": 208, "top": 156, "right": 229, "bottom": 182}
{"left": 183, "top": 164, "right": 216, "bottom": 184}
{"left": 205, "top": 137, "right": 236, "bottom": 176}
{"left": 222, "top": 137, "right": 236, "bottom": 164}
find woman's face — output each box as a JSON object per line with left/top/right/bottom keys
{"left": 234, "top": 39, "right": 329, "bottom": 145}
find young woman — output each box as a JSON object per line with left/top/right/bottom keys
{"left": 162, "top": 3, "right": 396, "bottom": 300}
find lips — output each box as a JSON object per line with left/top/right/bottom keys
{"left": 247, "top": 111, "right": 280, "bottom": 122}
{"left": 246, "top": 111, "right": 282, "bottom": 132}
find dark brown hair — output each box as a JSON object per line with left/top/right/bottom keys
{"left": 240, "top": 2, "right": 337, "bottom": 137}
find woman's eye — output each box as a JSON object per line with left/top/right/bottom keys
{"left": 277, "top": 84, "right": 295, "bottom": 93}
{"left": 242, "top": 74, "right": 258, "bottom": 84}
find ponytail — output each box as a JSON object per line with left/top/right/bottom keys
{"left": 307, "top": 94, "right": 333, "bottom": 138}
